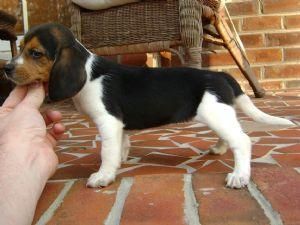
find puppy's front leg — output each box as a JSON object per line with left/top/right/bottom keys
{"left": 87, "top": 116, "right": 124, "bottom": 188}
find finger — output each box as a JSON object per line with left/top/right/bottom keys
{"left": 21, "top": 83, "right": 45, "bottom": 109}
{"left": 42, "top": 110, "right": 62, "bottom": 126}
{"left": 2, "top": 86, "right": 27, "bottom": 108}
{"left": 47, "top": 123, "right": 65, "bottom": 147}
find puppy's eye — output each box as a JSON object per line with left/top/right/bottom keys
{"left": 29, "top": 49, "right": 43, "bottom": 59}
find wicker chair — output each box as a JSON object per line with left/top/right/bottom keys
{"left": 67, "top": 0, "right": 265, "bottom": 97}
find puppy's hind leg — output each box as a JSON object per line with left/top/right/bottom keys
{"left": 209, "top": 138, "right": 228, "bottom": 155}
{"left": 196, "top": 92, "right": 251, "bottom": 189}
{"left": 87, "top": 116, "right": 124, "bottom": 188}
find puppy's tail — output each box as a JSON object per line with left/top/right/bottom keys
{"left": 221, "top": 73, "right": 294, "bottom": 126}
{"left": 235, "top": 94, "right": 295, "bottom": 126}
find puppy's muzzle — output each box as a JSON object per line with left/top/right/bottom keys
{"left": 3, "top": 63, "right": 15, "bottom": 78}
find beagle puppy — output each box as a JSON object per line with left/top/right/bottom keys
{"left": 4, "top": 23, "right": 294, "bottom": 189}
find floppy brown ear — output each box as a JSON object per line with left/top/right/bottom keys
{"left": 48, "top": 46, "right": 87, "bottom": 101}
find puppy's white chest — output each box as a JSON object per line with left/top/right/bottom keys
{"left": 72, "top": 77, "right": 107, "bottom": 120}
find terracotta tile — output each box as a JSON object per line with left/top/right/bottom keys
{"left": 120, "top": 174, "right": 185, "bottom": 225}
{"left": 58, "top": 141, "right": 96, "bottom": 149}
{"left": 256, "top": 137, "right": 300, "bottom": 144}
{"left": 165, "top": 130, "right": 199, "bottom": 137}
{"left": 274, "top": 144, "right": 300, "bottom": 153}
{"left": 266, "top": 101, "right": 287, "bottom": 107}
{"left": 195, "top": 160, "right": 232, "bottom": 173}
{"left": 71, "top": 128, "right": 99, "bottom": 136}
{"left": 248, "top": 131, "right": 272, "bottom": 137}
{"left": 130, "top": 134, "right": 161, "bottom": 141}
{"left": 182, "top": 127, "right": 210, "bottom": 133}
{"left": 33, "top": 182, "right": 66, "bottom": 224}
{"left": 285, "top": 100, "right": 300, "bottom": 105}
{"left": 189, "top": 140, "right": 216, "bottom": 150}
{"left": 71, "top": 153, "right": 101, "bottom": 165}
{"left": 270, "top": 129, "right": 300, "bottom": 137}
{"left": 61, "top": 135, "right": 97, "bottom": 140}
{"left": 137, "top": 129, "right": 176, "bottom": 136}
{"left": 61, "top": 147, "right": 99, "bottom": 154}
{"left": 251, "top": 162, "right": 279, "bottom": 168}
{"left": 196, "top": 132, "right": 218, "bottom": 138}
{"left": 162, "top": 122, "right": 195, "bottom": 129}
{"left": 272, "top": 154, "right": 300, "bottom": 167}
{"left": 57, "top": 140, "right": 85, "bottom": 147}
{"left": 223, "top": 160, "right": 235, "bottom": 168}
{"left": 131, "top": 140, "right": 177, "bottom": 148}
{"left": 251, "top": 145, "right": 274, "bottom": 158}
{"left": 252, "top": 167, "right": 300, "bottom": 224}
{"left": 57, "top": 152, "right": 79, "bottom": 164}
{"left": 119, "top": 165, "right": 186, "bottom": 177}
{"left": 51, "top": 164, "right": 99, "bottom": 180}
{"left": 65, "top": 123, "right": 89, "bottom": 129}
{"left": 120, "top": 163, "right": 139, "bottom": 169}
{"left": 159, "top": 147, "right": 200, "bottom": 157}
{"left": 169, "top": 135, "right": 200, "bottom": 144}
{"left": 48, "top": 179, "right": 120, "bottom": 225}
{"left": 199, "top": 151, "right": 234, "bottom": 161}
{"left": 187, "top": 160, "right": 207, "bottom": 169}
{"left": 139, "top": 153, "right": 190, "bottom": 166}
{"left": 128, "top": 147, "right": 157, "bottom": 157}
{"left": 193, "top": 173, "right": 269, "bottom": 225}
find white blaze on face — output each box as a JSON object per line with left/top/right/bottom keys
{"left": 15, "top": 56, "right": 24, "bottom": 65}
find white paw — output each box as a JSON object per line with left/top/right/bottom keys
{"left": 226, "top": 172, "right": 250, "bottom": 189}
{"left": 209, "top": 145, "right": 227, "bottom": 155}
{"left": 86, "top": 171, "right": 115, "bottom": 188}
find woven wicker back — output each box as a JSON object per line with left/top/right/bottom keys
{"left": 80, "top": 0, "right": 181, "bottom": 50}
{"left": 68, "top": 0, "right": 222, "bottom": 55}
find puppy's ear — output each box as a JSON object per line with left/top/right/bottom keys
{"left": 48, "top": 46, "right": 87, "bottom": 101}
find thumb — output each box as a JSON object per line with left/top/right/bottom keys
{"left": 21, "top": 83, "right": 45, "bottom": 108}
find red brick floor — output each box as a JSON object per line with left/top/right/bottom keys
{"left": 34, "top": 91, "right": 300, "bottom": 225}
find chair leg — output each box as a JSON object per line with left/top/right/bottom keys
{"left": 10, "top": 40, "right": 17, "bottom": 57}
{"left": 179, "top": 0, "right": 203, "bottom": 69}
{"left": 214, "top": 14, "right": 265, "bottom": 98}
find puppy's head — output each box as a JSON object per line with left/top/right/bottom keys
{"left": 4, "top": 23, "right": 88, "bottom": 101}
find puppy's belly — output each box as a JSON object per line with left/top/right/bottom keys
{"left": 122, "top": 109, "right": 197, "bottom": 130}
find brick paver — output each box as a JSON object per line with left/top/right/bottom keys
{"left": 252, "top": 167, "right": 300, "bottom": 225}
{"left": 193, "top": 173, "right": 270, "bottom": 225}
{"left": 120, "top": 174, "right": 185, "bottom": 225}
{"left": 33, "top": 91, "right": 300, "bottom": 224}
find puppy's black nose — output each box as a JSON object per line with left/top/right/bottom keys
{"left": 4, "top": 63, "right": 15, "bottom": 75}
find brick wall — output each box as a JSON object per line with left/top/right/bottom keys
{"left": 202, "top": 0, "right": 300, "bottom": 91}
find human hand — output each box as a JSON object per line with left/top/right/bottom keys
{"left": 0, "top": 83, "right": 65, "bottom": 178}
{"left": 0, "top": 83, "right": 65, "bottom": 225}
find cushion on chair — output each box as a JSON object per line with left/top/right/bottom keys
{"left": 72, "top": 0, "right": 139, "bottom": 10}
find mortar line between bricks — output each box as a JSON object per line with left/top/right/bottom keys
{"left": 104, "top": 177, "right": 134, "bottom": 225}
{"left": 248, "top": 181, "right": 283, "bottom": 225}
{"left": 35, "top": 180, "right": 75, "bottom": 225}
{"left": 183, "top": 174, "right": 201, "bottom": 225}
